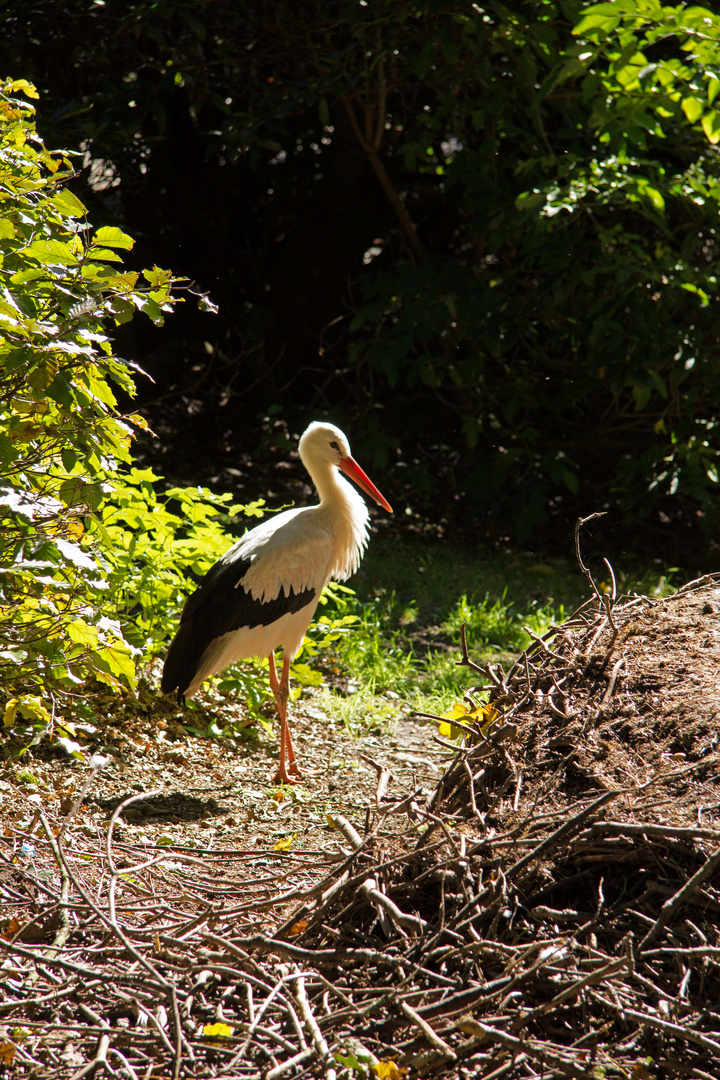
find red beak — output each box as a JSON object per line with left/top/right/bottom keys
{"left": 339, "top": 455, "right": 393, "bottom": 513}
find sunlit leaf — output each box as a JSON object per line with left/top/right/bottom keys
{"left": 55, "top": 538, "right": 98, "bottom": 572}
{"left": 4, "top": 696, "right": 51, "bottom": 727}
{"left": 202, "top": 1023, "right": 234, "bottom": 1038}
{"left": 24, "top": 239, "right": 78, "bottom": 265}
{"left": 67, "top": 619, "right": 99, "bottom": 648}
{"left": 10, "top": 78, "right": 39, "bottom": 99}
{"left": 681, "top": 95, "right": 704, "bottom": 123}
{"left": 51, "top": 189, "right": 87, "bottom": 217}
{"left": 373, "top": 1061, "right": 408, "bottom": 1079}
{"left": 701, "top": 108, "right": 720, "bottom": 143}
{"left": 439, "top": 701, "right": 499, "bottom": 741}
{"left": 573, "top": 11, "right": 620, "bottom": 40}
{"left": 93, "top": 226, "right": 134, "bottom": 250}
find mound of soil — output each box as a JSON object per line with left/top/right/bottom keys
{"left": 3, "top": 575, "right": 720, "bottom": 1079}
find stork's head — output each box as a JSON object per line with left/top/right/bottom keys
{"left": 298, "top": 422, "right": 392, "bottom": 513}
{"left": 298, "top": 422, "right": 351, "bottom": 469}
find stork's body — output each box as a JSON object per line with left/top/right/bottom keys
{"left": 161, "top": 422, "right": 392, "bottom": 783}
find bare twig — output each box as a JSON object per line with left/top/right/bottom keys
{"left": 638, "top": 846, "right": 720, "bottom": 951}
{"left": 400, "top": 1000, "right": 456, "bottom": 1060}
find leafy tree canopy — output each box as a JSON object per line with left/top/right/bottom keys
{"left": 3, "top": 1, "right": 720, "bottom": 552}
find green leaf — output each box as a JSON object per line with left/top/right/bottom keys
{"left": 136, "top": 296, "right": 165, "bottom": 324}
{"left": 9, "top": 268, "right": 45, "bottom": 284}
{"left": 59, "top": 478, "right": 104, "bottom": 510}
{"left": 46, "top": 374, "right": 75, "bottom": 408}
{"left": 93, "top": 226, "right": 134, "bottom": 250}
{"left": 681, "top": 95, "right": 704, "bottom": 123}
{"left": 51, "top": 190, "right": 87, "bottom": 217}
{"left": 85, "top": 247, "right": 124, "bottom": 262}
{"left": 24, "top": 239, "right": 78, "bottom": 265}
{"left": 5, "top": 696, "right": 51, "bottom": 726}
{"left": 701, "top": 108, "right": 720, "bottom": 143}
{"left": 640, "top": 183, "right": 665, "bottom": 212}
{"left": 680, "top": 281, "right": 709, "bottom": 305}
{"left": 96, "top": 641, "right": 136, "bottom": 684}
{"left": 107, "top": 296, "right": 136, "bottom": 324}
{"left": 67, "top": 619, "right": 99, "bottom": 647}
{"left": 0, "top": 298, "right": 21, "bottom": 321}
{"left": 142, "top": 265, "right": 173, "bottom": 287}
{"left": 0, "top": 218, "right": 16, "bottom": 239}
{"left": 573, "top": 11, "right": 620, "bottom": 39}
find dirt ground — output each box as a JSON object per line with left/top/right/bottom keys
{"left": 4, "top": 575, "right": 720, "bottom": 1079}
{"left": 5, "top": 566, "right": 720, "bottom": 853}
{"left": 1, "top": 682, "right": 448, "bottom": 865}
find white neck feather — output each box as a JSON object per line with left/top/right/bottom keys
{"left": 312, "top": 464, "right": 370, "bottom": 581}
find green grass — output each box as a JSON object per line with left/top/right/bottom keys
{"left": 296, "top": 538, "right": 680, "bottom": 733}
{"left": 206, "top": 537, "right": 680, "bottom": 739}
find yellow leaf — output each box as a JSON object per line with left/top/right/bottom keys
{"left": 441, "top": 701, "right": 469, "bottom": 722}
{"left": 10, "top": 78, "right": 39, "bottom": 99}
{"left": 274, "top": 833, "right": 296, "bottom": 852}
{"left": 439, "top": 701, "right": 471, "bottom": 741}
{"left": 438, "top": 719, "right": 464, "bottom": 740}
{"left": 290, "top": 919, "right": 308, "bottom": 935}
{"left": 3, "top": 698, "right": 19, "bottom": 727}
{"left": 4, "top": 695, "right": 51, "bottom": 726}
{"left": 471, "top": 703, "right": 499, "bottom": 732}
{"left": 202, "top": 1023, "right": 234, "bottom": 1038}
{"left": 373, "top": 1061, "right": 407, "bottom": 1079}
{"left": 439, "top": 701, "right": 498, "bottom": 741}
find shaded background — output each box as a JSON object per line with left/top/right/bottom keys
{"left": 3, "top": 0, "right": 720, "bottom": 562}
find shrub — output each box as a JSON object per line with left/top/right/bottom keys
{"left": 0, "top": 78, "right": 185, "bottom": 735}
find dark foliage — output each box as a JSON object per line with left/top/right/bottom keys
{"left": 3, "top": 0, "right": 720, "bottom": 556}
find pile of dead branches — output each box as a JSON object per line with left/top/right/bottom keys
{"left": 4, "top": 569, "right": 720, "bottom": 1079}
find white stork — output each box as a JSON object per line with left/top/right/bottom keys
{"left": 161, "top": 421, "right": 393, "bottom": 783}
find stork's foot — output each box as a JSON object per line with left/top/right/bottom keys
{"left": 270, "top": 759, "right": 320, "bottom": 785}
{"left": 272, "top": 707, "right": 320, "bottom": 783}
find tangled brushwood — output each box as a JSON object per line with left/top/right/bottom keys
{"left": 4, "top": 572, "right": 720, "bottom": 1078}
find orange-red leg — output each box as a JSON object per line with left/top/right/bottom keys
{"left": 268, "top": 652, "right": 305, "bottom": 784}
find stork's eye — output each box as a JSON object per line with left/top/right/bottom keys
{"left": 329, "top": 440, "right": 340, "bottom": 451}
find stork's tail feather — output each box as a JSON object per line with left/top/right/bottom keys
{"left": 161, "top": 623, "right": 197, "bottom": 700}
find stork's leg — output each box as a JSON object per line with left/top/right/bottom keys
{"left": 268, "top": 652, "right": 305, "bottom": 784}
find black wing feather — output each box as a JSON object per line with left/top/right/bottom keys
{"left": 161, "top": 549, "right": 315, "bottom": 698}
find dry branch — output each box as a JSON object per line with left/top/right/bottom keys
{"left": 5, "top": 582, "right": 720, "bottom": 1077}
